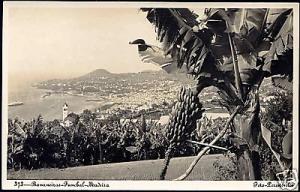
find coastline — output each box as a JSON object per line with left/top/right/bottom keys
{"left": 8, "top": 86, "right": 230, "bottom": 122}
{"left": 8, "top": 87, "right": 106, "bottom": 121}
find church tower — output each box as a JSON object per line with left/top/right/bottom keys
{"left": 62, "top": 102, "right": 69, "bottom": 120}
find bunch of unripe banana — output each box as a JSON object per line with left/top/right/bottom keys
{"left": 160, "top": 86, "right": 204, "bottom": 180}
{"left": 166, "top": 86, "right": 204, "bottom": 147}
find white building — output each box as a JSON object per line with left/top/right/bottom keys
{"left": 62, "top": 102, "right": 69, "bottom": 120}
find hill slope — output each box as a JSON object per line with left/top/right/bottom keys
{"left": 8, "top": 154, "right": 236, "bottom": 180}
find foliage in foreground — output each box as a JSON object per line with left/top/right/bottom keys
{"left": 7, "top": 109, "right": 229, "bottom": 171}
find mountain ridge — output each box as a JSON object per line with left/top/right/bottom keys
{"left": 38, "top": 68, "right": 194, "bottom": 86}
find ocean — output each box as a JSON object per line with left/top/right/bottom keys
{"left": 7, "top": 86, "right": 230, "bottom": 122}
{"left": 8, "top": 86, "right": 104, "bottom": 121}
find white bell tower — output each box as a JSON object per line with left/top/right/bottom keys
{"left": 62, "top": 102, "right": 68, "bottom": 120}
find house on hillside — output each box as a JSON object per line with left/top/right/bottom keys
{"left": 63, "top": 113, "right": 79, "bottom": 128}
{"left": 60, "top": 102, "right": 79, "bottom": 128}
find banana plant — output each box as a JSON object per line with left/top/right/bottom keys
{"left": 131, "top": 8, "right": 293, "bottom": 180}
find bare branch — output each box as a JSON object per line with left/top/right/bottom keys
{"left": 186, "top": 140, "right": 228, "bottom": 151}
{"left": 174, "top": 106, "right": 241, "bottom": 181}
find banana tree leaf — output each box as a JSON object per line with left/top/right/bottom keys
{"left": 187, "top": 39, "right": 202, "bottom": 65}
{"left": 263, "top": 10, "right": 293, "bottom": 79}
{"left": 14, "top": 123, "right": 26, "bottom": 138}
{"left": 134, "top": 42, "right": 189, "bottom": 74}
{"left": 138, "top": 45, "right": 173, "bottom": 64}
{"left": 210, "top": 34, "right": 231, "bottom": 58}
{"left": 265, "top": 9, "right": 293, "bottom": 40}
{"left": 175, "top": 8, "right": 199, "bottom": 27}
{"left": 135, "top": 8, "right": 293, "bottom": 99}
{"left": 139, "top": 8, "right": 219, "bottom": 81}
{"left": 239, "top": 9, "right": 268, "bottom": 46}
{"left": 233, "top": 36, "right": 256, "bottom": 54}
{"left": 261, "top": 124, "right": 286, "bottom": 170}
{"left": 203, "top": 9, "right": 263, "bottom": 68}
{"left": 238, "top": 53, "right": 258, "bottom": 71}
{"left": 202, "top": 8, "right": 296, "bottom": 86}
{"left": 256, "top": 9, "right": 292, "bottom": 53}
{"left": 204, "top": 8, "right": 267, "bottom": 43}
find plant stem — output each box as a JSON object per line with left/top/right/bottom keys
{"left": 174, "top": 106, "right": 241, "bottom": 180}
{"left": 160, "top": 144, "right": 175, "bottom": 180}
{"left": 227, "top": 31, "right": 243, "bottom": 100}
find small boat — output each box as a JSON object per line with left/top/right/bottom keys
{"left": 86, "top": 99, "right": 103, "bottom": 102}
{"left": 8, "top": 101, "right": 24, "bottom": 107}
{"left": 41, "top": 92, "right": 51, "bottom": 98}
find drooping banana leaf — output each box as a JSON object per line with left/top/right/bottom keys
{"left": 135, "top": 43, "right": 180, "bottom": 74}
{"left": 263, "top": 9, "right": 293, "bottom": 80}
{"left": 265, "top": 9, "right": 293, "bottom": 41}
{"left": 202, "top": 8, "right": 269, "bottom": 85}
{"left": 139, "top": 8, "right": 219, "bottom": 83}
{"left": 134, "top": 8, "right": 293, "bottom": 94}
{"left": 202, "top": 8, "right": 268, "bottom": 50}
{"left": 140, "top": 8, "right": 269, "bottom": 86}
{"left": 205, "top": 8, "right": 293, "bottom": 86}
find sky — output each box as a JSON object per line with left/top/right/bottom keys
{"left": 4, "top": 6, "right": 161, "bottom": 90}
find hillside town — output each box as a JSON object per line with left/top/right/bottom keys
{"left": 34, "top": 69, "right": 276, "bottom": 120}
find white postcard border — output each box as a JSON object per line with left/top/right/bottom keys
{"left": 2, "top": 1, "right": 299, "bottom": 191}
